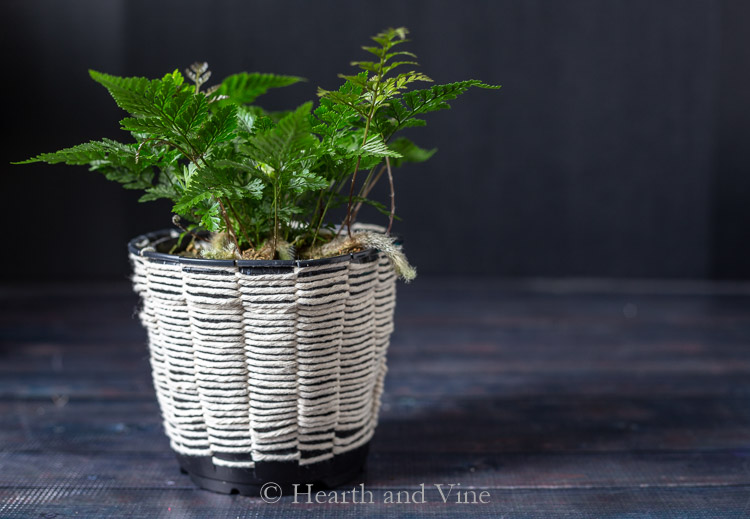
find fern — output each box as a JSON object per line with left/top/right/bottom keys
{"left": 90, "top": 70, "right": 191, "bottom": 119}
{"left": 378, "top": 80, "right": 501, "bottom": 138}
{"left": 357, "top": 133, "right": 402, "bottom": 159}
{"left": 15, "top": 28, "right": 499, "bottom": 266}
{"left": 195, "top": 105, "right": 238, "bottom": 155}
{"left": 388, "top": 137, "right": 437, "bottom": 168}
{"left": 139, "top": 184, "right": 179, "bottom": 203}
{"left": 243, "top": 102, "right": 318, "bottom": 173}
{"left": 215, "top": 73, "right": 304, "bottom": 105}
{"left": 317, "top": 27, "right": 499, "bottom": 236}
{"left": 17, "top": 139, "right": 133, "bottom": 166}
{"left": 15, "top": 139, "right": 157, "bottom": 191}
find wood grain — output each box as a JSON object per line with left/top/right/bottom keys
{"left": 1, "top": 280, "right": 749, "bottom": 518}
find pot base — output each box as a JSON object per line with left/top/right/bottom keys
{"left": 176, "top": 443, "right": 370, "bottom": 496}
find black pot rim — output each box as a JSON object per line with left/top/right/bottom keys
{"left": 128, "top": 229, "right": 385, "bottom": 268}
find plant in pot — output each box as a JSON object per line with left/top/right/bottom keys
{"left": 16, "top": 27, "right": 499, "bottom": 495}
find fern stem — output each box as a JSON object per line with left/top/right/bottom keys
{"left": 312, "top": 186, "right": 337, "bottom": 246}
{"left": 315, "top": 175, "right": 347, "bottom": 244}
{"left": 217, "top": 197, "right": 241, "bottom": 257}
{"left": 135, "top": 137, "right": 164, "bottom": 164}
{"left": 272, "top": 182, "right": 279, "bottom": 257}
{"left": 169, "top": 120, "right": 202, "bottom": 165}
{"left": 226, "top": 198, "right": 253, "bottom": 249}
{"left": 350, "top": 130, "right": 396, "bottom": 222}
{"left": 342, "top": 43, "right": 389, "bottom": 239}
{"left": 343, "top": 155, "right": 364, "bottom": 239}
{"left": 341, "top": 113, "right": 375, "bottom": 237}
{"left": 351, "top": 164, "right": 385, "bottom": 222}
{"left": 385, "top": 156, "right": 395, "bottom": 234}
{"left": 353, "top": 164, "right": 378, "bottom": 205}
{"left": 172, "top": 215, "right": 210, "bottom": 243}
{"left": 310, "top": 189, "right": 325, "bottom": 237}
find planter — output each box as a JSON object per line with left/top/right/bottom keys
{"left": 128, "top": 229, "right": 397, "bottom": 496}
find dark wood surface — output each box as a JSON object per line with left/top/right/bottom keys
{"left": 1, "top": 279, "right": 749, "bottom": 518}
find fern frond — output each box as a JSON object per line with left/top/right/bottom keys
{"left": 174, "top": 94, "right": 210, "bottom": 134}
{"left": 195, "top": 105, "right": 238, "bottom": 155}
{"left": 16, "top": 31, "right": 500, "bottom": 264}
{"left": 401, "top": 80, "right": 500, "bottom": 115}
{"left": 316, "top": 88, "right": 369, "bottom": 118}
{"left": 312, "top": 98, "right": 362, "bottom": 144}
{"left": 120, "top": 117, "right": 181, "bottom": 143}
{"left": 14, "top": 139, "right": 128, "bottom": 165}
{"left": 186, "top": 62, "right": 211, "bottom": 92}
{"left": 89, "top": 71, "right": 157, "bottom": 116}
{"left": 356, "top": 134, "right": 402, "bottom": 158}
{"left": 244, "top": 102, "right": 318, "bottom": 173}
{"left": 371, "top": 27, "right": 410, "bottom": 48}
{"left": 287, "top": 170, "right": 328, "bottom": 193}
{"left": 90, "top": 70, "right": 191, "bottom": 118}
{"left": 377, "top": 80, "right": 500, "bottom": 139}
{"left": 215, "top": 73, "right": 304, "bottom": 105}
{"left": 139, "top": 184, "right": 179, "bottom": 202}
{"left": 388, "top": 137, "right": 437, "bottom": 167}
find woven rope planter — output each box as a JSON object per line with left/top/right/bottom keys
{"left": 128, "top": 229, "right": 397, "bottom": 495}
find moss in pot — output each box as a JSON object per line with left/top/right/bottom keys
{"left": 16, "top": 27, "right": 500, "bottom": 496}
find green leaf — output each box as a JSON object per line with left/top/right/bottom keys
{"left": 120, "top": 117, "right": 181, "bottom": 142}
{"left": 316, "top": 89, "right": 368, "bottom": 117}
{"left": 15, "top": 139, "right": 131, "bottom": 165}
{"left": 312, "top": 97, "right": 362, "bottom": 144}
{"left": 380, "top": 61, "right": 421, "bottom": 76}
{"left": 356, "top": 134, "right": 402, "bottom": 159}
{"left": 16, "top": 37, "right": 500, "bottom": 257}
{"left": 200, "top": 200, "right": 221, "bottom": 231}
{"left": 195, "top": 105, "right": 238, "bottom": 154}
{"left": 371, "top": 26, "right": 410, "bottom": 48}
{"left": 14, "top": 138, "right": 164, "bottom": 193}
{"left": 359, "top": 196, "right": 403, "bottom": 221}
{"left": 174, "top": 94, "right": 209, "bottom": 134}
{"left": 215, "top": 73, "right": 304, "bottom": 105}
{"left": 401, "top": 80, "right": 500, "bottom": 115}
{"left": 89, "top": 70, "right": 157, "bottom": 116}
{"left": 287, "top": 169, "right": 328, "bottom": 194}
{"left": 388, "top": 137, "right": 436, "bottom": 167}
{"left": 89, "top": 70, "right": 193, "bottom": 119}
{"left": 376, "top": 80, "right": 499, "bottom": 139}
{"left": 239, "top": 177, "right": 265, "bottom": 199}
{"left": 215, "top": 177, "right": 266, "bottom": 201}
{"left": 235, "top": 105, "right": 260, "bottom": 135}
{"left": 139, "top": 184, "right": 178, "bottom": 202}
{"left": 173, "top": 189, "right": 212, "bottom": 215}
{"left": 213, "top": 157, "right": 260, "bottom": 175}
{"left": 91, "top": 69, "right": 229, "bottom": 162}
{"left": 244, "top": 102, "right": 318, "bottom": 173}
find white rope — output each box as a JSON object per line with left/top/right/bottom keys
{"left": 130, "top": 240, "right": 397, "bottom": 469}
{"left": 144, "top": 260, "right": 212, "bottom": 457}
{"left": 183, "top": 264, "right": 253, "bottom": 467}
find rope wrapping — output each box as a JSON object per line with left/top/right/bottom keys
{"left": 129, "top": 233, "right": 397, "bottom": 469}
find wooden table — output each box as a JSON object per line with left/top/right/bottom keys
{"left": 1, "top": 279, "right": 749, "bottom": 518}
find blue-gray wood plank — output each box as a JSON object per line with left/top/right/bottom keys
{"left": 1, "top": 280, "right": 749, "bottom": 518}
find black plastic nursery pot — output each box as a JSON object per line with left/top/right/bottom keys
{"left": 128, "top": 229, "right": 397, "bottom": 496}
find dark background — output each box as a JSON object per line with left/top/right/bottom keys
{"left": 3, "top": 0, "right": 749, "bottom": 281}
